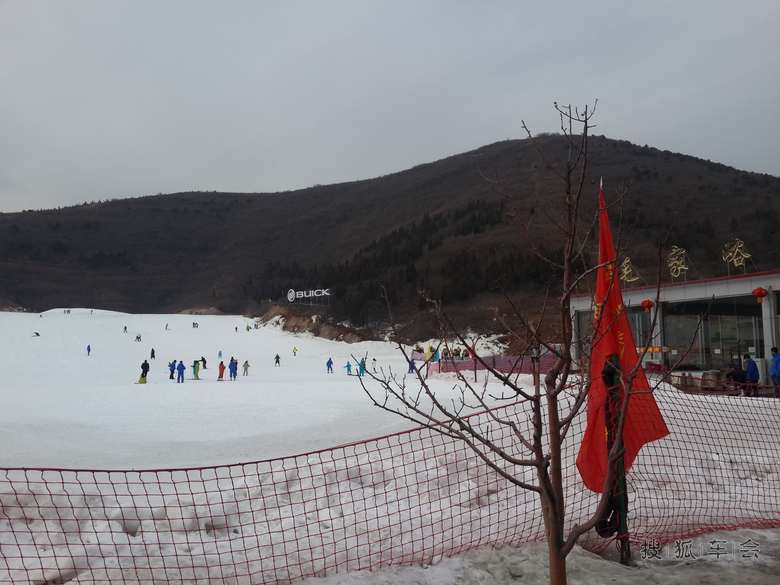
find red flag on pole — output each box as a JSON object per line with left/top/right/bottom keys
{"left": 576, "top": 183, "right": 669, "bottom": 493}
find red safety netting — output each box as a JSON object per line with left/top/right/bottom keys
{"left": 1, "top": 387, "right": 779, "bottom": 584}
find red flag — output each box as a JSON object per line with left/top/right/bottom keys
{"left": 576, "top": 184, "right": 669, "bottom": 493}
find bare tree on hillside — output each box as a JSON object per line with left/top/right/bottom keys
{"left": 358, "top": 103, "right": 670, "bottom": 585}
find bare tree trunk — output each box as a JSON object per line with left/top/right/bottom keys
{"left": 548, "top": 541, "right": 568, "bottom": 585}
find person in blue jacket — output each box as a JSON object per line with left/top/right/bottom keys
{"left": 176, "top": 360, "right": 186, "bottom": 383}
{"left": 770, "top": 347, "right": 780, "bottom": 398}
{"left": 326, "top": 358, "right": 334, "bottom": 373}
{"left": 169, "top": 360, "right": 176, "bottom": 380}
{"left": 744, "top": 354, "right": 760, "bottom": 396}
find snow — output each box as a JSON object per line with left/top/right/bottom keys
{"left": 1, "top": 309, "right": 778, "bottom": 584}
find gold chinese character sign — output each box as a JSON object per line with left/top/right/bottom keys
{"left": 667, "top": 246, "right": 688, "bottom": 278}
{"left": 722, "top": 239, "right": 751, "bottom": 268}
{"left": 620, "top": 257, "right": 640, "bottom": 283}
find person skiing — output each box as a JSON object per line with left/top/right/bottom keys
{"left": 345, "top": 361, "right": 352, "bottom": 375}
{"left": 293, "top": 347, "right": 298, "bottom": 356}
{"left": 242, "top": 360, "right": 250, "bottom": 376}
{"left": 229, "top": 358, "right": 238, "bottom": 380}
{"left": 372, "top": 358, "right": 377, "bottom": 373}
{"left": 326, "top": 358, "right": 334, "bottom": 373}
{"left": 201, "top": 356, "right": 207, "bottom": 369}
{"left": 150, "top": 348, "right": 155, "bottom": 360}
{"left": 218, "top": 350, "right": 223, "bottom": 359}
{"left": 359, "top": 358, "right": 366, "bottom": 377}
{"left": 218, "top": 361, "right": 226, "bottom": 381}
{"left": 274, "top": 354, "right": 281, "bottom": 367}
{"left": 176, "top": 360, "right": 185, "bottom": 383}
{"left": 87, "top": 344, "right": 91, "bottom": 356}
{"left": 140, "top": 360, "right": 150, "bottom": 383}
{"left": 192, "top": 360, "right": 200, "bottom": 380}
{"left": 408, "top": 358, "right": 415, "bottom": 374}
{"left": 169, "top": 360, "right": 176, "bottom": 380}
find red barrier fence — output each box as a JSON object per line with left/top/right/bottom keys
{"left": 1, "top": 390, "right": 779, "bottom": 584}
{"left": 436, "top": 353, "right": 559, "bottom": 375}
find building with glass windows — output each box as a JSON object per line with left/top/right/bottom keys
{"left": 570, "top": 270, "right": 780, "bottom": 382}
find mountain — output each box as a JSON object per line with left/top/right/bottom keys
{"left": 1, "top": 134, "right": 778, "bottom": 337}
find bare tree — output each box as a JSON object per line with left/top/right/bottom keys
{"left": 358, "top": 104, "right": 666, "bottom": 585}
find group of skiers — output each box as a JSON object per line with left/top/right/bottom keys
{"left": 217, "top": 357, "right": 251, "bottom": 380}
{"left": 137, "top": 354, "right": 257, "bottom": 383}
{"left": 340, "top": 357, "right": 377, "bottom": 376}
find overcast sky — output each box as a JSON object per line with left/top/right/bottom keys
{"left": 2, "top": 1, "right": 778, "bottom": 213}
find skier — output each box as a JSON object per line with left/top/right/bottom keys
{"left": 123, "top": 325, "right": 127, "bottom": 333}
{"left": 218, "top": 361, "right": 226, "bottom": 381}
{"left": 140, "top": 360, "right": 150, "bottom": 384}
{"left": 218, "top": 350, "right": 223, "bottom": 359}
{"left": 345, "top": 362, "right": 352, "bottom": 375}
{"left": 169, "top": 360, "right": 176, "bottom": 380}
{"left": 293, "top": 347, "right": 298, "bottom": 356}
{"left": 150, "top": 348, "right": 155, "bottom": 360}
{"left": 274, "top": 354, "right": 281, "bottom": 367}
{"left": 192, "top": 360, "right": 200, "bottom": 380}
{"left": 201, "top": 356, "right": 207, "bottom": 369}
{"left": 358, "top": 358, "right": 366, "bottom": 377}
{"left": 229, "top": 358, "right": 238, "bottom": 380}
{"left": 87, "top": 344, "right": 91, "bottom": 356}
{"left": 372, "top": 358, "right": 377, "bottom": 373}
{"left": 408, "top": 358, "right": 415, "bottom": 374}
{"left": 242, "top": 360, "right": 250, "bottom": 376}
{"left": 326, "top": 358, "right": 334, "bottom": 373}
{"left": 176, "top": 360, "right": 186, "bottom": 383}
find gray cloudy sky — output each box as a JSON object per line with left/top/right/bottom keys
{"left": 2, "top": 1, "right": 779, "bottom": 213}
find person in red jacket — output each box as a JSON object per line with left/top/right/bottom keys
{"left": 218, "top": 361, "right": 226, "bottom": 381}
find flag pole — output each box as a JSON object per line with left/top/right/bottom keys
{"left": 604, "top": 355, "right": 632, "bottom": 564}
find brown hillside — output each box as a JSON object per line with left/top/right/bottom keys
{"left": 1, "top": 135, "right": 778, "bottom": 330}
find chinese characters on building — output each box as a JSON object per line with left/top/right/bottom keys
{"left": 722, "top": 239, "right": 752, "bottom": 269}
{"left": 667, "top": 245, "right": 689, "bottom": 279}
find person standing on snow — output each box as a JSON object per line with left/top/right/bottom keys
{"left": 229, "top": 358, "right": 238, "bottom": 380}
{"left": 326, "top": 358, "right": 334, "bottom": 373}
{"left": 192, "top": 360, "right": 200, "bottom": 380}
{"left": 744, "top": 354, "right": 760, "bottom": 396}
{"left": 293, "top": 347, "right": 298, "bottom": 356}
{"left": 140, "top": 360, "right": 150, "bottom": 383}
{"left": 345, "top": 361, "right": 352, "bottom": 375}
{"left": 201, "top": 356, "right": 207, "bottom": 369}
{"left": 218, "top": 361, "right": 226, "bottom": 381}
{"left": 770, "top": 347, "right": 780, "bottom": 398}
{"left": 358, "top": 358, "right": 366, "bottom": 377}
{"left": 242, "top": 360, "right": 250, "bottom": 376}
{"left": 176, "top": 360, "right": 186, "bottom": 383}
{"left": 150, "top": 348, "right": 155, "bottom": 360}
{"left": 87, "top": 345, "right": 91, "bottom": 356}
{"left": 169, "top": 360, "right": 177, "bottom": 380}
{"left": 274, "top": 354, "right": 281, "bottom": 367}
